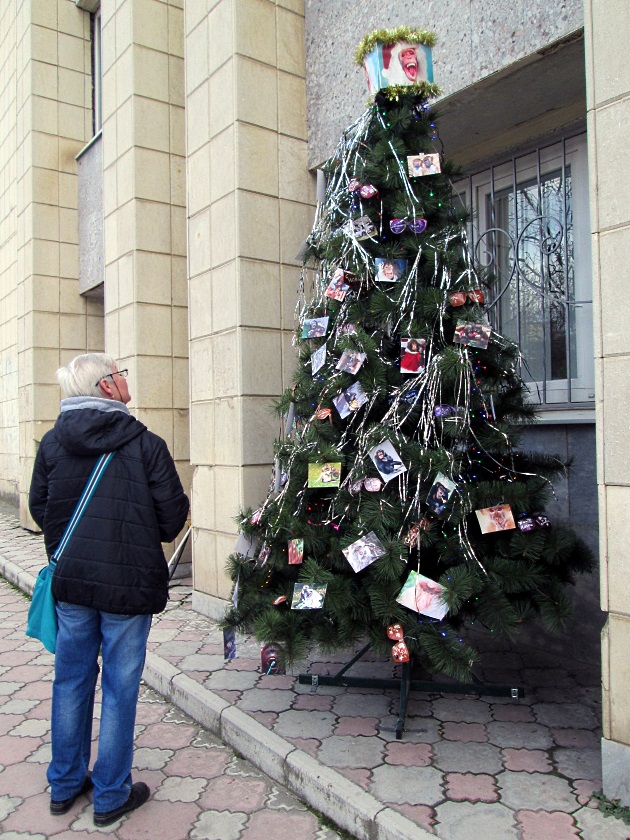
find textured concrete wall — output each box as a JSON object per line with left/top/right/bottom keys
{"left": 305, "top": 0, "right": 584, "bottom": 166}
{"left": 77, "top": 135, "right": 104, "bottom": 295}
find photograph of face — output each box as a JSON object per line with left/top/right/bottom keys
{"left": 307, "top": 462, "right": 342, "bottom": 488}
{"left": 344, "top": 216, "right": 377, "bottom": 240}
{"left": 375, "top": 257, "right": 407, "bottom": 283}
{"left": 311, "top": 343, "right": 327, "bottom": 375}
{"left": 476, "top": 504, "right": 517, "bottom": 534}
{"left": 369, "top": 440, "right": 407, "bottom": 483}
{"left": 338, "top": 323, "right": 358, "bottom": 337}
{"left": 400, "top": 337, "right": 426, "bottom": 374}
{"left": 380, "top": 41, "right": 432, "bottom": 87}
{"left": 342, "top": 531, "right": 386, "bottom": 573}
{"left": 407, "top": 153, "right": 441, "bottom": 178}
{"left": 291, "top": 582, "right": 327, "bottom": 610}
{"left": 452, "top": 320, "right": 492, "bottom": 350}
{"left": 325, "top": 268, "right": 350, "bottom": 301}
{"left": 425, "top": 473, "right": 457, "bottom": 515}
{"left": 336, "top": 350, "right": 366, "bottom": 375}
{"left": 396, "top": 570, "right": 448, "bottom": 620}
{"left": 302, "top": 316, "right": 329, "bottom": 339}
{"left": 288, "top": 538, "right": 304, "bottom": 565}
{"left": 333, "top": 382, "right": 368, "bottom": 419}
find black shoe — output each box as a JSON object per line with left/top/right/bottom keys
{"left": 50, "top": 774, "right": 94, "bottom": 815}
{"left": 93, "top": 782, "right": 150, "bottom": 827}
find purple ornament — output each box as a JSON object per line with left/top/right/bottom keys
{"left": 534, "top": 514, "right": 551, "bottom": 529}
{"left": 408, "top": 218, "right": 428, "bottom": 234}
{"left": 516, "top": 517, "right": 536, "bottom": 533}
{"left": 434, "top": 404, "right": 457, "bottom": 417}
{"left": 389, "top": 218, "right": 407, "bottom": 234}
{"left": 348, "top": 178, "right": 361, "bottom": 193}
{"left": 389, "top": 218, "right": 428, "bottom": 235}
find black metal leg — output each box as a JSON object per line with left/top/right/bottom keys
{"left": 395, "top": 660, "right": 412, "bottom": 739}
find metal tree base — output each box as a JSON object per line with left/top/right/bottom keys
{"left": 298, "top": 643, "right": 524, "bottom": 739}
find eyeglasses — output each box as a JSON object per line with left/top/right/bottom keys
{"left": 389, "top": 218, "right": 427, "bottom": 235}
{"left": 448, "top": 289, "right": 485, "bottom": 306}
{"left": 96, "top": 369, "right": 128, "bottom": 387}
{"left": 349, "top": 477, "right": 383, "bottom": 495}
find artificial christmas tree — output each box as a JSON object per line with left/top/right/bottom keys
{"left": 224, "top": 28, "right": 593, "bottom": 689}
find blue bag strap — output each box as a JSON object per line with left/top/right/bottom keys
{"left": 52, "top": 452, "right": 115, "bottom": 562}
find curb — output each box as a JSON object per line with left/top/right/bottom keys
{"left": 2, "top": 557, "right": 433, "bottom": 840}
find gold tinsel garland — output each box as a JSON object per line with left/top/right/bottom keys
{"left": 380, "top": 81, "right": 443, "bottom": 101}
{"left": 354, "top": 26, "right": 437, "bottom": 66}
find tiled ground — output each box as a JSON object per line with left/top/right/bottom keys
{"left": 0, "top": 578, "right": 343, "bottom": 839}
{"left": 1, "top": 507, "right": 628, "bottom": 840}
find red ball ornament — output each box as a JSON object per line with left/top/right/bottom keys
{"left": 359, "top": 184, "right": 379, "bottom": 200}
{"left": 386, "top": 622, "right": 404, "bottom": 640}
{"left": 391, "top": 640, "right": 410, "bottom": 663}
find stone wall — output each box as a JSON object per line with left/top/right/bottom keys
{"left": 584, "top": 0, "right": 630, "bottom": 806}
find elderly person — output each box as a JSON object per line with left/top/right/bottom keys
{"left": 29, "top": 353, "right": 189, "bottom": 827}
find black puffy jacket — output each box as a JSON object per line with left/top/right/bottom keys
{"left": 29, "top": 398, "right": 189, "bottom": 615}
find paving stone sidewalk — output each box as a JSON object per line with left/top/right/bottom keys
{"left": 0, "top": 577, "right": 345, "bottom": 840}
{"left": 0, "top": 508, "right": 627, "bottom": 840}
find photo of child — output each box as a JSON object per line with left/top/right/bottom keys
{"left": 342, "top": 531, "right": 386, "bottom": 573}
{"left": 336, "top": 350, "right": 366, "bottom": 375}
{"left": 400, "top": 337, "right": 426, "bottom": 374}
{"left": 288, "top": 538, "right": 304, "bottom": 565}
{"left": 476, "top": 504, "right": 517, "bottom": 534}
{"left": 407, "top": 153, "right": 441, "bottom": 177}
{"left": 291, "top": 582, "right": 327, "bottom": 610}
{"left": 307, "top": 462, "right": 342, "bottom": 488}
{"left": 368, "top": 440, "right": 407, "bottom": 483}
{"left": 425, "top": 473, "right": 457, "bottom": 515}
{"left": 452, "top": 320, "right": 492, "bottom": 350}
{"left": 302, "top": 316, "right": 329, "bottom": 339}
{"left": 396, "top": 570, "right": 448, "bottom": 619}
{"left": 375, "top": 257, "right": 407, "bottom": 283}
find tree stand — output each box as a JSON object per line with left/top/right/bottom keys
{"left": 298, "top": 643, "right": 524, "bottom": 739}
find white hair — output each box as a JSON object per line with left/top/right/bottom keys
{"left": 56, "top": 353, "right": 117, "bottom": 398}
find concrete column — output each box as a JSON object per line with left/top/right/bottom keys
{"left": 8, "top": 0, "right": 100, "bottom": 524}
{"left": 583, "top": 0, "right": 630, "bottom": 806}
{"left": 101, "top": 0, "right": 191, "bottom": 490}
{"left": 185, "top": 0, "right": 314, "bottom": 614}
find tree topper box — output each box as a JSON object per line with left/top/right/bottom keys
{"left": 355, "top": 27, "right": 436, "bottom": 96}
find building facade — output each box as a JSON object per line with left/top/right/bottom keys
{"left": 0, "top": 0, "right": 627, "bottom": 803}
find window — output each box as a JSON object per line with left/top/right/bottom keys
{"left": 456, "top": 135, "right": 594, "bottom": 407}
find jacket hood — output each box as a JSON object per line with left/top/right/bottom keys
{"left": 54, "top": 397, "right": 147, "bottom": 456}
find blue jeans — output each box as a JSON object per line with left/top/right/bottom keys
{"left": 48, "top": 602, "right": 152, "bottom": 812}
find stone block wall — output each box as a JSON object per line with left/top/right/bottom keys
{"left": 0, "top": 0, "right": 103, "bottom": 523}
{"left": 100, "top": 0, "right": 191, "bottom": 499}
{"left": 185, "top": 0, "right": 314, "bottom": 614}
{"left": 584, "top": 0, "right": 630, "bottom": 806}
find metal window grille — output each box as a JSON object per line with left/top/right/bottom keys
{"left": 458, "top": 134, "right": 594, "bottom": 407}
